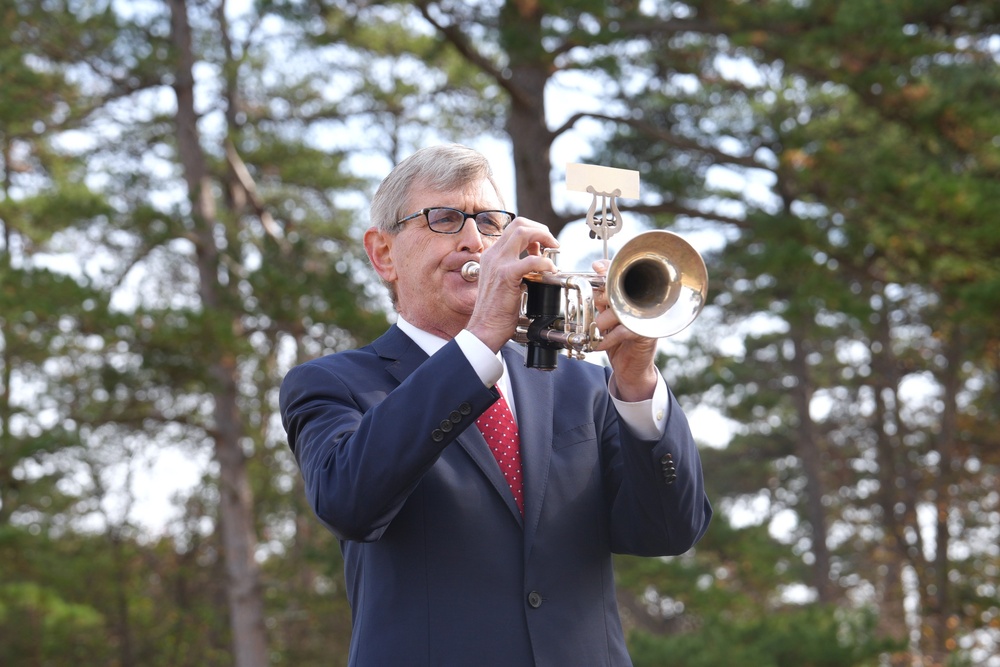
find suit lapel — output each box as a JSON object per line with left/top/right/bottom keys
{"left": 503, "top": 344, "right": 554, "bottom": 548}
{"left": 459, "top": 425, "right": 524, "bottom": 524}
{"left": 375, "top": 326, "right": 525, "bottom": 524}
{"left": 372, "top": 325, "right": 428, "bottom": 385}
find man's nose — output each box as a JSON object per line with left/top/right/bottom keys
{"left": 455, "top": 215, "right": 485, "bottom": 251}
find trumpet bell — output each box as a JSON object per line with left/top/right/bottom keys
{"left": 607, "top": 230, "right": 708, "bottom": 338}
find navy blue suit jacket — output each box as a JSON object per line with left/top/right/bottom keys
{"left": 280, "top": 325, "right": 712, "bottom": 666}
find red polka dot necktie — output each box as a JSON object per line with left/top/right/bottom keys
{"left": 476, "top": 388, "right": 524, "bottom": 514}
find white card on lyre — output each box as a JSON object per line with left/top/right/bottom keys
{"left": 565, "top": 163, "right": 639, "bottom": 199}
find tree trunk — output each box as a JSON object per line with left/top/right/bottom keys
{"left": 1, "top": 138, "right": 15, "bottom": 527}
{"left": 500, "top": 1, "right": 559, "bottom": 234}
{"left": 788, "top": 326, "right": 832, "bottom": 602}
{"left": 505, "top": 63, "right": 558, "bottom": 232}
{"left": 869, "top": 295, "right": 916, "bottom": 664}
{"left": 924, "top": 332, "right": 961, "bottom": 664}
{"left": 168, "top": 2, "right": 269, "bottom": 665}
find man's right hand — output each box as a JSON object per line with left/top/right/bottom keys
{"left": 466, "top": 217, "right": 559, "bottom": 352}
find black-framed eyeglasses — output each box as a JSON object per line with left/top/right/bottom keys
{"left": 395, "top": 207, "right": 516, "bottom": 237}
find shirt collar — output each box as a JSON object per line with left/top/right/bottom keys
{"left": 396, "top": 315, "right": 448, "bottom": 357}
{"left": 395, "top": 315, "right": 512, "bottom": 407}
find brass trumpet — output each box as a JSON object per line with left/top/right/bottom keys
{"left": 461, "top": 229, "right": 708, "bottom": 369}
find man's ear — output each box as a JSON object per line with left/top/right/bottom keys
{"left": 364, "top": 226, "right": 396, "bottom": 283}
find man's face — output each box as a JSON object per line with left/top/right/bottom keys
{"left": 373, "top": 177, "right": 505, "bottom": 338}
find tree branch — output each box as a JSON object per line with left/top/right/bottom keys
{"left": 412, "top": 1, "right": 534, "bottom": 109}
{"left": 224, "top": 139, "right": 289, "bottom": 252}
{"left": 553, "top": 110, "right": 764, "bottom": 171}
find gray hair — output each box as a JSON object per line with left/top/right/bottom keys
{"left": 369, "top": 144, "right": 505, "bottom": 234}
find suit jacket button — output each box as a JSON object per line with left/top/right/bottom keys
{"left": 527, "top": 591, "right": 543, "bottom": 608}
{"left": 440, "top": 419, "right": 453, "bottom": 432}
{"left": 449, "top": 410, "right": 462, "bottom": 423}
{"left": 431, "top": 429, "right": 444, "bottom": 442}
{"left": 459, "top": 402, "right": 472, "bottom": 415}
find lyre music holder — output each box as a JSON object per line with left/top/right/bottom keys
{"left": 565, "top": 163, "right": 641, "bottom": 260}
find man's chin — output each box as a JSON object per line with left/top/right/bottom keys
{"left": 454, "top": 295, "right": 478, "bottom": 317}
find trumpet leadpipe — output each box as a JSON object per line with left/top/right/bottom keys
{"left": 513, "top": 320, "right": 590, "bottom": 349}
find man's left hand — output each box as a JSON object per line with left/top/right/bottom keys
{"left": 591, "top": 259, "right": 660, "bottom": 403}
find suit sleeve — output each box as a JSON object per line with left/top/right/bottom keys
{"left": 603, "top": 373, "right": 713, "bottom": 557}
{"left": 279, "top": 341, "right": 497, "bottom": 542}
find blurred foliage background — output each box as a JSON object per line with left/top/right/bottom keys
{"left": 1, "top": 1, "right": 998, "bottom": 665}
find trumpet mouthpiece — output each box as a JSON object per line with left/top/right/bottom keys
{"left": 461, "top": 261, "right": 480, "bottom": 282}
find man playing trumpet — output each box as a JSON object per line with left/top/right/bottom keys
{"left": 280, "top": 143, "right": 712, "bottom": 666}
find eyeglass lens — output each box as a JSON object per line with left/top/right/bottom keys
{"left": 426, "top": 208, "right": 511, "bottom": 235}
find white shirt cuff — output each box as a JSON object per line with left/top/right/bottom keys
{"left": 610, "top": 371, "right": 669, "bottom": 440}
{"left": 455, "top": 329, "right": 504, "bottom": 388}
